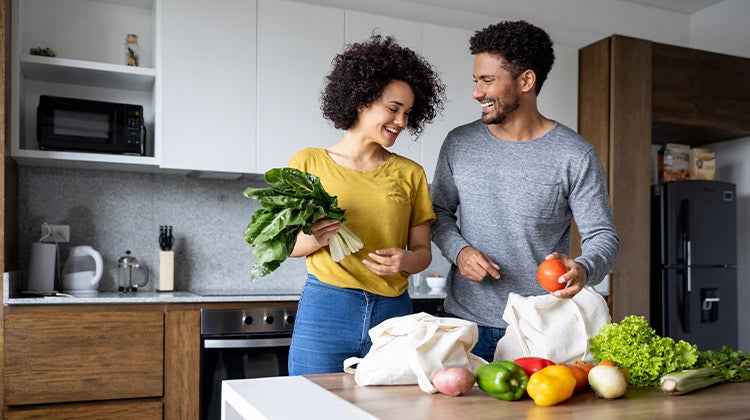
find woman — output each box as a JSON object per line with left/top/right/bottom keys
{"left": 287, "top": 34, "right": 445, "bottom": 375}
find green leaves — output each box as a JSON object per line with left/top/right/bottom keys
{"left": 696, "top": 346, "right": 750, "bottom": 382}
{"left": 589, "top": 315, "right": 698, "bottom": 387}
{"left": 243, "top": 167, "right": 361, "bottom": 280}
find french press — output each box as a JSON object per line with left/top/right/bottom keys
{"left": 118, "top": 250, "right": 149, "bottom": 292}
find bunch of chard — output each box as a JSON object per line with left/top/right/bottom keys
{"left": 244, "top": 167, "right": 363, "bottom": 279}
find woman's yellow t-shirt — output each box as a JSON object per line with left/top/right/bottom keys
{"left": 288, "top": 147, "right": 435, "bottom": 297}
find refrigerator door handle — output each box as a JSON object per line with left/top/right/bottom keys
{"left": 687, "top": 239, "right": 693, "bottom": 293}
{"left": 677, "top": 199, "right": 691, "bottom": 334}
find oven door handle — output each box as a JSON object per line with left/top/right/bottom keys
{"left": 203, "top": 337, "right": 292, "bottom": 349}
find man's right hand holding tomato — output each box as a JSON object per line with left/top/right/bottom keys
{"left": 543, "top": 252, "right": 588, "bottom": 299}
{"left": 456, "top": 246, "right": 501, "bottom": 281}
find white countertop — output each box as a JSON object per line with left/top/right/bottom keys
{"left": 222, "top": 376, "right": 377, "bottom": 419}
{"left": 3, "top": 272, "right": 443, "bottom": 305}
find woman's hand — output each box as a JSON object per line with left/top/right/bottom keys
{"left": 290, "top": 218, "right": 342, "bottom": 257}
{"left": 362, "top": 248, "right": 409, "bottom": 276}
{"left": 309, "top": 218, "right": 342, "bottom": 246}
{"left": 361, "top": 221, "right": 432, "bottom": 277}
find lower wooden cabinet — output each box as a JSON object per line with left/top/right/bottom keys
{"left": 3, "top": 305, "right": 164, "bottom": 416}
{"left": 5, "top": 399, "right": 162, "bottom": 420}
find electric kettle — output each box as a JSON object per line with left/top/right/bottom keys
{"left": 62, "top": 245, "right": 104, "bottom": 297}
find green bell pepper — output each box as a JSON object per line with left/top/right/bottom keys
{"left": 476, "top": 360, "right": 529, "bottom": 401}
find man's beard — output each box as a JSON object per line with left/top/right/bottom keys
{"left": 481, "top": 96, "right": 521, "bottom": 125}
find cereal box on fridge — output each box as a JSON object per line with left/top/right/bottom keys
{"left": 659, "top": 143, "right": 690, "bottom": 182}
{"left": 690, "top": 147, "right": 716, "bottom": 180}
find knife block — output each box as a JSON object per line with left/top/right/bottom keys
{"left": 157, "top": 250, "right": 174, "bottom": 292}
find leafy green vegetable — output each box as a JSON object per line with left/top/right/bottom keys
{"left": 695, "top": 346, "right": 750, "bottom": 382}
{"left": 589, "top": 315, "right": 698, "bottom": 387}
{"left": 243, "top": 167, "right": 363, "bottom": 279}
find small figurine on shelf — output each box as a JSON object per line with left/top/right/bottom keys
{"left": 125, "top": 33, "right": 140, "bottom": 66}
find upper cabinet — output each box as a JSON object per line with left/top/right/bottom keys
{"left": 8, "top": 0, "right": 479, "bottom": 179}
{"left": 10, "top": 0, "right": 158, "bottom": 170}
{"left": 650, "top": 42, "right": 750, "bottom": 144}
{"left": 420, "top": 24, "right": 477, "bottom": 182}
{"left": 255, "top": 0, "right": 344, "bottom": 174}
{"left": 159, "top": 0, "right": 257, "bottom": 174}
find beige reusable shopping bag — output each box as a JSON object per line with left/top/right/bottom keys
{"left": 344, "top": 312, "right": 488, "bottom": 393}
{"left": 494, "top": 286, "right": 611, "bottom": 364}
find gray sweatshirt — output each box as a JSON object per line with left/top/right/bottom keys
{"left": 430, "top": 120, "right": 620, "bottom": 328}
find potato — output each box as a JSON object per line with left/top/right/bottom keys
{"left": 431, "top": 367, "right": 476, "bottom": 396}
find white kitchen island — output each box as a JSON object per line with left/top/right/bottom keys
{"left": 221, "top": 376, "right": 377, "bottom": 419}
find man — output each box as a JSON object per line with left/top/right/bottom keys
{"left": 430, "top": 20, "right": 620, "bottom": 361}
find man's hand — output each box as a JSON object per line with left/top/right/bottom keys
{"left": 546, "top": 252, "right": 588, "bottom": 299}
{"left": 456, "top": 246, "right": 501, "bottom": 281}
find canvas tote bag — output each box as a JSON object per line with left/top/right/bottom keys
{"left": 494, "top": 286, "right": 611, "bottom": 364}
{"left": 344, "top": 312, "right": 488, "bottom": 393}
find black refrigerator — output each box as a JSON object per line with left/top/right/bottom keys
{"left": 651, "top": 180, "right": 738, "bottom": 351}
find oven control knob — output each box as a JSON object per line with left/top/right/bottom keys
{"left": 264, "top": 315, "right": 274, "bottom": 325}
{"left": 243, "top": 315, "right": 253, "bottom": 325}
{"left": 285, "top": 314, "right": 295, "bottom": 325}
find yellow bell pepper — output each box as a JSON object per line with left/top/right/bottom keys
{"left": 526, "top": 365, "right": 577, "bottom": 406}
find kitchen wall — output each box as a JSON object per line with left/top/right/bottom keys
{"left": 13, "top": 0, "right": 749, "bottom": 344}
{"left": 16, "top": 166, "right": 452, "bottom": 295}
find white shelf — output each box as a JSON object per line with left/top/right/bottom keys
{"left": 20, "top": 54, "right": 156, "bottom": 91}
{"left": 12, "top": 149, "right": 160, "bottom": 172}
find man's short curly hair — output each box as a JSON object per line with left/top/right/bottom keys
{"left": 321, "top": 35, "right": 445, "bottom": 138}
{"left": 469, "top": 20, "right": 555, "bottom": 95}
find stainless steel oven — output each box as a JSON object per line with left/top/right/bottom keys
{"left": 200, "top": 306, "right": 296, "bottom": 420}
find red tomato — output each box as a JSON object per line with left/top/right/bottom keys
{"left": 513, "top": 357, "right": 555, "bottom": 377}
{"left": 566, "top": 364, "right": 590, "bottom": 392}
{"left": 537, "top": 258, "right": 567, "bottom": 292}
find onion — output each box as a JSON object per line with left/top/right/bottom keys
{"left": 431, "top": 367, "right": 476, "bottom": 396}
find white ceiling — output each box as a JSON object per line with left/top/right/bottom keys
{"left": 618, "top": 0, "right": 724, "bottom": 13}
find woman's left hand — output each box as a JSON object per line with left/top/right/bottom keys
{"left": 362, "top": 248, "right": 408, "bottom": 276}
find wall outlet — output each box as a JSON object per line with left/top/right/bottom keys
{"left": 41, "top": 224, "right": 70, "bottom": 243}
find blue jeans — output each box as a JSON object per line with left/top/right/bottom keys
{"left": 447, "top": 313, "right": 506, "bottom": 362}
{"left": 288, "top": 275, "right": 412, "bottom": 375}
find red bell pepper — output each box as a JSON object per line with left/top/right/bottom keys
{"left": 513, "top": 357, "right": 555, "bottom": 377}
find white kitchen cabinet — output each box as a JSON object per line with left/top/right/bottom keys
{"left": 159, "top": 0, "right": 257, "bottom": 174}
{"left": 420, "top": 24, "right": 477, "bottom": 181}
{"left": 10, "top": 0, "right": 159, "bottom": 171}
{"left": 256, "top": 0, "right": 344, "bottom": 173}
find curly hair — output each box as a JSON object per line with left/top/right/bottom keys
{"left": 469, "top": 20, "right": 555, "bottom": 95}
{"left": 321, "top": 34, "right": 445, "bottom": 138}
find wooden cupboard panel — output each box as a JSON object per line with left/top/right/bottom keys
{"left": 652, "top": 42, "right": 750, "bottom": 143}
{"left": 164, "top": 309, "right": 200, "bottom": 420}
{"left": 578, "top": 35, "right": 651, "bottom": 322}
{"left": 608, "top": 35, "right": 652, "bottom": 322}
{"left": 5, "top": 399, "right": 162, "bottom": 420}
{"left": 4, "top": 308, "right": 164, "bottom": 405}
{"left": 575, "top": 37, "right": 612, "bottom": 261}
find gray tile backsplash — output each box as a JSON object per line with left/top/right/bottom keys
{"left": 17, "top": 166, "right": 450, "bottom": 295}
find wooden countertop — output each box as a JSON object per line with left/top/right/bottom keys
{"left": 304, "top": 373, "right": 750, "bottom": 419}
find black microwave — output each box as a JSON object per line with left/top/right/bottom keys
{"left": 37, "top": 95, "right": 146, "bottom": 155}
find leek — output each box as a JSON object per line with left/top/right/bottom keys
{"left": 660, "top": 368, "right": 726, "bottom": 395}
